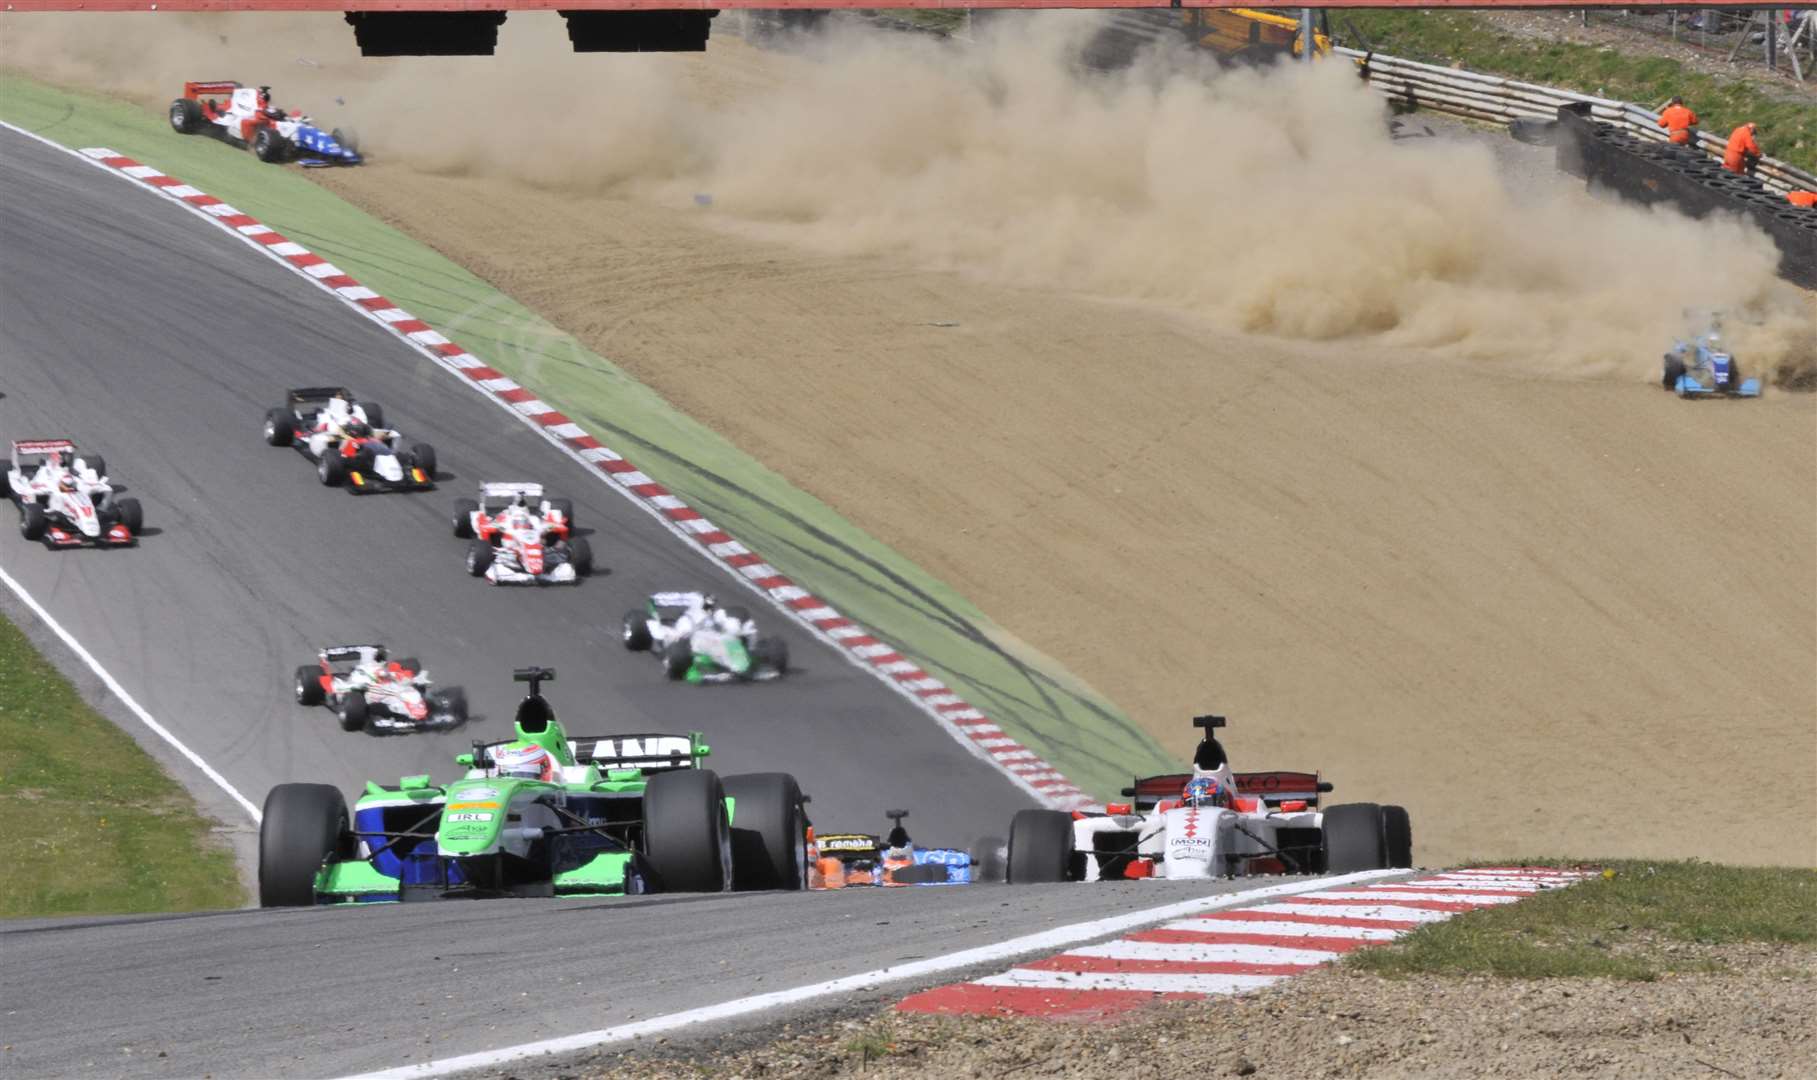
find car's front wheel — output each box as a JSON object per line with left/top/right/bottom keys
{"left": 252, "top": 127, "right": 289, "bottom": 164}
{"left": 294, "top": 665, "right": 326, "bottom": 706}
{"left": 258, "top": 783, "right": 349, "bottom": 907}
{"left": 465, "top": 540, "right": 493, "bottom": 577}
{"left": 723, "top": 773, "right": 809, "bottom": 891}
{"left": 337, "top": 692, "right": 368, "bottom": 733}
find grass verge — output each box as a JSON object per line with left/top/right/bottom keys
{"left": 0, "top": 72, "right": 1177, "bottom": 800}
{"left": 1337, "top": 10, "right": 1817, "bottom": 173}
{"left": 1348, "top": 859, "right": 1817, "bottom": 981}
{"left": 0, "top": 612, "right": 244, "bottom": 917}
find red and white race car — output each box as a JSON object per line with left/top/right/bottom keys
{"left": 168, "top": 81, "right": 362, "bottom": 167}
{"left": 6, "top": 439, "right": 143, "bottom": 548}
{"left": 1001, "top": 715, "right": 1414, "bottom": 884}
{"left": 453, "top": 482, "right": 592, "bottom": 585}
{"left": 294, "top": 644, "right": 468, "bottom": 734}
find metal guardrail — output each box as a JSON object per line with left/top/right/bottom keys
{"left": 1338, "top": 46, "right": 1817, "bottom": 197}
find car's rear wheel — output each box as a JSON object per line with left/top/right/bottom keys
{"left": 723, "top": 773, "right": 809, "bottom": 891}
{"left": 1381, "top": 804, "right": 1414, "bottom": 869}
{"left": 1662, "top": 354, "right": 1687, "bottom": 391}
{"left": 451, "top": 498, "right": 479, "bottom": 538}
{"left": 264, "top": 409, "right": 295, "bottom": 446}
{"left": 565, "top": 536, "right": 593, "bottom": 577}
{"left": 465, "top": 540, "right": 493, "bottom": 577}
{"left": 20, "top": 505, "right": 47, "bottom": 541}
{"left": 662, "top": 640, "right": 693, "bottom": 681}
{"left": 971, "top": 835, "right": 1009, "bottom": 884}
{"left": 294, "top": 665, "right": 326, "bottom": 706}
{"left": 81, "top": 455, "right": 107, "bottom": 480}
{"left": 337, "top": 692, "right": 368, "bottom": 733}
{"left": 1007, "top": 809, "right": 1075, "bottom": 884}
{"left": 169, "top": 98, "right": 204, "bottom": 134}
{"left": 622, "top": 610, "right": 652, "bottom": 651}
{"left": 252, "top": 126, "right": 289, "bottom": 164}
{"left": 1322, "top": 802, "right": 1387, "bottom": 874}
{"left": 644, "top": 768, "right": 733, "bottom": 892}
{"left": 548, "top": 497, "right": 574, "bottom": 529}
{"left": 259, "top": 783, "right": 349, "bottom": 907}
{"left": 357, "top": 402, "right": 386, "bottom": 429}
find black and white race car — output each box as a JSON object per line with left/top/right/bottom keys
{"left": 294, "top": 644, "right": 468, "bottom": 733}
{"left": 263, "top": 387, "right": 436, "bottom": 493}
{"left": 7, "top": 439, "right": 144, "bottom": 548}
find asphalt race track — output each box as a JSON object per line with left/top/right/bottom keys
{"left": 0, "top": 877, "right": 1314, "bottom": 1079}
{"left": 0, "top": 124, "right": 1035, "bottom": 843}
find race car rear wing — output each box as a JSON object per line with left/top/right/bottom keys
{"left": 287, "top": 386, "right": 354, "bottom": 405}
{"left": 569, "top": 732, "right": 706, "bottom": 773}
{"left": 480, "top": 481, "right": 544, "bottom": 505}
{"left": 11, "top": 439, "right": 77, "bottom": 459}
{"left": 816, "top": 833, "right": 882, "bottom": 858}
{"left": 321, "top": 644, "right": 383, "bottom": 663}
{"left": 183, "top": 80, "right": 242, "bottom": 98}
{"left": 1120, "top": 770, "right": 1332, "bottom": 811}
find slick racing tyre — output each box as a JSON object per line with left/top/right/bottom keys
{"left": 644, "top": 768, "right": 733, "bottom": 892}
{"left": 252, "top": 126, "right": 290, "bottom": 164}
{"left": 565, "top": 536, "right": 593, "bottom": 577}
{"left": 318, "top": 453, "right": 347, "bottom": 487}
{"left": 337, "top": 692, "right": 369, "bottom": 733}
{"left": 1322, "top": 802, "right": 1389, "bottom": 873}
{"left": 357, "top": 402, "right": 385, "bottom": 429}
{"left": 465, "top": 540, "right": 494, "bottom": 577}
{"left": 259, "top": 783, "right": 349, "bottom": 907}
{"left": 1007, "top": 809, "right": 1075, "bottom": 884}
{"left": 622, "top": 610, "right": 653, "bottom": 651}
{"left": 264, "top": 408, "right": 296, "bottom": 446}
{"left": 1662, "top": 355, "right": 1687, "bottom": 391}
{"left": 1382, "top": 804, "right": 1414, "bottom": 869}
{"left": 409, "top": 443, "right": 437, "bottom": 479}
{"left": 111, "top": 497, "right": 144, "bottom": 534}
{"left": 430, "top": 686, "right": 468, "bottom": 726}
{"left": 548, "top": 498, "right": 575, "bottom": 529}
{"left": 451, "top": 499, "right": 479, "bottom": 539}
{"left": 294, "top": 665, "right": 326, "bottom": 706}
{"left": 20, "top": 505, "right": 47, "bottom": 541}
{"left": 169, "top": 98, "right": 204, "bottom": 134}
{"left": 751, "top": 636, "right": 789, "bottom": 676}
{"left": 971, "top": 835, "right": 1009, "bottom": 884}
{"left": 662, "top": 641, "right": 694, "bottom": 681}
{"left": 81, "top": 455, "right": 106, "bottom": 480}
{"left": 723, "top": 773, "right": 809, "bottom": 891}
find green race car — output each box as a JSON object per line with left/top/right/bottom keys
{"left": 258, "top": 667, "right": 810, "bottom": 905}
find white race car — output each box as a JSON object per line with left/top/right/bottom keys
{"left": 1002, "top": 715, "right": 1413, "bottom": 883}
{"left": 294, "top": 645, "right": 468, "bottom": 733}
{"left": 168, "top": 81, "right": 361, "bottom": 167}
{"left": 621, "top": 591, "right": 789, "bottom": 682}
{"left": 7, "top": 439, "right": 143, "bottom": 548}
{"left": 455, "top": 482, "right": 592, "bottom": 585}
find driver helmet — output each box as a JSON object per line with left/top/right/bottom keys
{"left": 381, "top": 662, "right": 409, "bottom": 681}
{"left": 344, "top": 419, "right": 371, "bottom": 441}
{"left": 57, "top": 474, "right": 78, "bottom": 492}
{"left": 699, "top": 593, "right": 717, "bottom": 611}
{"left": 257, "top": 86, "right": 273, "bottom": 107}
{"left": 494, "top": 743, "right": 555, "bottom": 782}
{"left": 1183, "top": 776, "right": 1230, "bottom": 809}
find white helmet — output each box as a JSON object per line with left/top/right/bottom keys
{"left": 494, "top": 743, "right": 553, "bottom": 781}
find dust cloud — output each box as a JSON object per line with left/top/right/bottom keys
{"left": 4, "top": 11, "right": 1811, "bottom": 378}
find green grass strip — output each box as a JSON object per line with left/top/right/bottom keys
{"left": 1338, "top": 11, "right": 1817, "bottom": 174}
{"left": 0, "top": 73, "right": 1176, "bottom": 799}
{"left": 1348, "top": 859, "right": 1817, "bottom": 981}
{"left": 0, "top": 612, "right": 244, "bottom": 917}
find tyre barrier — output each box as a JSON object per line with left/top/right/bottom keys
{"left": 1554, "top": 102, "right": 1817, "bottom": 290}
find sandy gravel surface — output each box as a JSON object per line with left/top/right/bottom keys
{"left": 559, "top": 949, "right": 1817, "bottom": 1079}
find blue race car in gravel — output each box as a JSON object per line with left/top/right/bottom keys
{"left": 1663, "top": 326, "right": 1761, "bottom": 398}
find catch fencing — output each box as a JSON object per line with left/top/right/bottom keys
{"left": 1339, "top": 46, "right": 1817, "bottom": 198}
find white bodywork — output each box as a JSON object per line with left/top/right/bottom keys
{"left": 207, "top": 87, "right": 319, "bottom": 145}
{"left": 640, "top": 591, "right": 755, "bottom": 653}
{"left": 1071, "top": 762, "right": 1324, "bottom": 881}
{"left": 473, "top": 504, "right": 578, "bottom": 586}
{"left": 306, "top": 646, "right": 462, "bottom": 731}
{"left": 8, "top": 439, "right": 131, "bottom": 544}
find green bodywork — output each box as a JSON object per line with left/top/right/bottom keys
{"left": 313, "top": 717, "right": 721, "bottom": 903}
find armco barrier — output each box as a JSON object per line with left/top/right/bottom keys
{"left": 1554, "top": 103, "right": 1817, "bottom": 289}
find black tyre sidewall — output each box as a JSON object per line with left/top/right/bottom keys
{"left": 722, "top": 773, "right": 808, "bottom": 891}
{"left": 1381, "top": 804, "right": 1414, "bottom": 869}
{"left": 338, "top": 692, "right": 368, "bottom": 732}
{"left": 662, "top": 641, "right": 692, "bottom": 680}
{"left": 622, "top": 610, "right": 652, "bottom": 651}
{"left": 452, "top": 499, "right": 478, "bottom": 538}
{"left": 643, "top": 769, "right": 732, "bottom": 892}
{"left": 1322, "top": 802, "right": 1387, "bottom": 874}
{"left": 1007, "top": 809, "right": 1074, "bottom": 883}
{"left": 295, "top": 665, "right": 326, "bottom": 706}
{"left": 258, "top": 783, "right": 348, "bottom": 906}
{"left": 466, "top": 539, "right": 493, "bottom": 576}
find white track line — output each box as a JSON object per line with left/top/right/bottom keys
{"left": 0, "top": 564, "right": 261, "bottom": 821}
{"left": 334, "top": 871, "right": 1400, "bottom": 1079}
